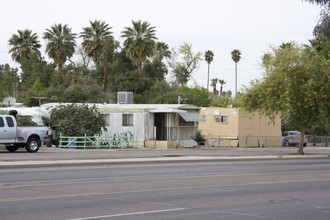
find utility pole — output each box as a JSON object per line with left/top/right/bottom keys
{"left": 103, "top": 42, "right": 109, "bottom": 92}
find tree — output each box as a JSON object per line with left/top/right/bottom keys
{"left": 80, "top": 20, "right": 113, "bottom": 68}
{"left": 43, "top": 24, "right": 77, "bottom": 70}
{"left": 204, "top": 50, "right": 214, "bottom": 92}
{"left": 8, "top": 29, "right": 41, "bottom": 63}
{"left": 168, "top": 42, "right": 202, "bottom": 85}
{"left": 241, "top": 43, "right": 329, "bottom": 155}
{"left": 210, "top": 78, "right": 218, "bottom": 96}
{"left": 231, "top": 49, "right": 241, "bottom": 97}
{"left": 154, "top": 42, "right": 171, "bottom": 61}
{"left": 0, "top": 64, "right": 19, "bottom": 100}
{"left": 121, "top": 20, "right": 157, "bottom": 75}
{"left": 151, "top": 85, "right": 211, "bottom": 107}
{"left": 49, "top": 104, "right": 106, "bottom": 136}
{"left": 218, "top": 79, "right": 226, "bottom": 98}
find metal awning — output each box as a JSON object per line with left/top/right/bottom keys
{"left": 149, "top": 108, "right": 186, "bottom": 113}
{"left": 179, "top": 112, "right": 205, "bottom": 122}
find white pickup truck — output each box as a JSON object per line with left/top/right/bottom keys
{"left": 0, "top": 115, "right": 50, "bottom": 153}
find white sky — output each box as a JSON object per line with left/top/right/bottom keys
{"left": 0, "top": 0, "right": 321, "bottom": 93}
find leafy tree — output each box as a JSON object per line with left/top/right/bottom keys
{"left": 151, "top": 85, "right": 211, "bottom": 107}
{"left": 304, "top": 0, "right": 330, "bottom": 7}
{"left": 218, "top": 79, "right": 226, "bottom": 98}
{"left": 241, "top": 43, "right": 329, "bottom": 154}
{"left": 0, "top": 64, "right": 19, "bottom": 100}
{"left": 80, "top": 20, "right": 113, "bottom": 68}
{"left": 20, "top": 53, "right": 55, "bottom": 94}
{"left": 49, "top": 104, "right": 106, "bottom": 136}
{"left": 43, "top": 23, "right": 77, "bottom": 70}
{"left": 121, "top": 20, "right": 157, "bottom": 75}
{"left": 154, "top": 42, "right": 171, "bottom": 61}
{"left": 8, "top": 29, "right": 41, "bottom": 63}
{"left": 210, "top": 78, "right": 218, "bottom": 96}
{"left": 168, "top": 42, "right": 202, "bottom": 85}
{"left": 204, "top": 50, "right": 214, "bottom": 91}
{"left": 231, "top": 49, "right": 241, "bottom": 96}
{"left": 31, "top": 77, "right": 43, "bottom": 92}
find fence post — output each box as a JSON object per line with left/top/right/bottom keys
{"left": 59, "top": 133, "right": 62, "bottom": 148}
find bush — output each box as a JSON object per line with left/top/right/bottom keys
{"left": 49, "top": 103, "right": 106, "bottom": 136}
{"left": 191, "top": 129, "right": 205, "bottom": 145}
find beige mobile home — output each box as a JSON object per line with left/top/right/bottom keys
{"left": 198, "top": 107, "right": 281, "bottom": 147}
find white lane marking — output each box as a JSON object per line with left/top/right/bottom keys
{"left": 68, "top": 208, "right": 188, "bottom": 220}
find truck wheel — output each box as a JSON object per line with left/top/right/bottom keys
{"left": 5, "top": 146, "right": 18, "bottom": 152}
{"left": 26, "top": 138, "right": 41, "bottom": 153}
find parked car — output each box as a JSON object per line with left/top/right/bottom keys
{"left": 0, "top": 115, "right": 50, "bottom": 153}
{"left": 282, "top": 131, "right": 307, "bottom": 147}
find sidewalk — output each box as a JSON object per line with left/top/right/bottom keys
{"left": 0, "top": 146, "right": 329, "bottom": 169}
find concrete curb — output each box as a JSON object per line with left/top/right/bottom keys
{"left": 1, "top": 155, "right": 329, "bottom": 169}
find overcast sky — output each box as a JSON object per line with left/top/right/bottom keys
{"left": 0, "top": 0, "right": 321, "bottom": 93}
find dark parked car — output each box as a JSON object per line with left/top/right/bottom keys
{"left": 282, "top": 131, "right": 307, "bottom": 146}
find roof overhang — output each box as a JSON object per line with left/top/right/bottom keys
{"left": 179, "top": 112, "right": 205, "bottom": 122}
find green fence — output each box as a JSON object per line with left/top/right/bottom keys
{"left": 58, "top": 133, "right": 135, "bottom": 149}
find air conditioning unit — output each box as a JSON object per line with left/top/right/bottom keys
{"left": 117, "top": 92, "right": 133, "bottom": 104}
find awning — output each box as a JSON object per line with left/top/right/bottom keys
{"left": 149, "top": 108, "right": 186, "bottom": 113}
{"left": 179, "top": 112, "right": 205, "bottom": 122}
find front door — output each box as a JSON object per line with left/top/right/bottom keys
{"left": 154, "top": 113, "right": 166, "bottom": 140}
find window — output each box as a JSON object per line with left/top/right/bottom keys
{"left": 179, "top": 115, "right": 195, "bottom": 127}
{"left": 0, "top": 118, "right": 4, "bottom": 127}
{"left": 220, "top": 115, "right": 228, "bottom": 123}
{"left": 6, "top": 117, "right": 14, "bottom": 127}
{"left": 214, "top": 115, "right": 228, "bottom": 123}
{"left": 122, "top": 114, "right": 133, "bottom": 126}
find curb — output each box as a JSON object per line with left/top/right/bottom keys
{"left": 1, "top": 155, "right": 329, "bottom": 169}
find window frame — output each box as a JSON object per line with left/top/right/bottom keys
{"left": 122, "top": 113, "right": 133, "bottom": 127}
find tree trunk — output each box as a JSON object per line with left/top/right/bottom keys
{"left": 297, "top": 127, "right": 305, "bottom": 155}
{"left": 235, "top": 62, "right": 237, "bottom": 97}
{"left": 207, "top": 64, "right": 210, "bottom": 92}
{"left": 103, "top": 42, "right": 109, "bottom": 92}
{"left": 220, "top": 85, "right": 223, "bottom": 98}
{"left": 138, "top": 63, "right": 142, "bottom": 75}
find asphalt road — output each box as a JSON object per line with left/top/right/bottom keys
{"left": 1, "top": 159, "right": 330, "bottom": 220}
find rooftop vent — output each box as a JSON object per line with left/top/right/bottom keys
{"left": 117, "top": 92, "right": 133, "bottom": 104}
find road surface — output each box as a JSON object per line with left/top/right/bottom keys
{"left": 1, "top": 159, "right": 330, "bottom": 219}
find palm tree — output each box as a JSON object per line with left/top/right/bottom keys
{"left": 43, "top": 24, "right": 76, "bottom": 70}
{"left": 80, "top": 20, "right": 113, "bottom": 68}
{"left": 204, "top": 50, "right": 214, "bottom": 92}
{"left": 218, "top": 79, "right": 226, "bottom": 98}
{"left": 231, "top": 49, "right": 241, "bottom": 97}
{"left": 8, "top": 29, "right": 41, "bottom": 63}
{"left": 121, "top": 20, "right": 157, "bottom": 75}
{"left": 210, "top": 78, "right": 218, "bottom": 96}
{"left": 154, "top": 42, "right": 171, "bottom": 61}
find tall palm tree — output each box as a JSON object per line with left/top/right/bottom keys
{"left": 231, "top": 49, "right": 241, "bottom": 97}
{"left": 43, "top": 24, "right": 76, "bottom": 70}
{"left": 154, "top": 42, "right": 171, "bottom": 61}
{"left": 204, "top": 50, "right": 214, "bottom": 92}
{"left": 80, "top": 20, "right": 113, "bottom": 68}
{"left": 8, "top": 29, "right": 41, "bottom": 63}
{"left": 218, "top": 79, "right": 226, "bottom": 98}
{"left": 210, "top": 78, "right": 218, "bottom": 96}
{"left": 121, "top": 20, "right": 157, "bottom": 75}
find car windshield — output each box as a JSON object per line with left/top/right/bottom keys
{"left": 289, "top": 131, "right": 301, "bottom": 135}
